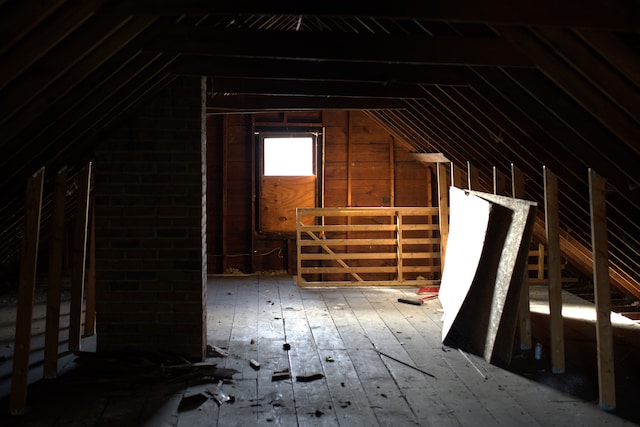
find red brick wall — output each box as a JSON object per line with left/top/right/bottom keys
{"left": 94, "top": 77, "right": 207, "bottom": 360}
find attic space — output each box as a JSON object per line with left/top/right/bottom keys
{"left": 0, "top": 2, "right": 639, "bottom": 426}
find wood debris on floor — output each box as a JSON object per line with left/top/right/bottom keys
{"left": 0, "top": 275, "right": 638, "bottom": 426}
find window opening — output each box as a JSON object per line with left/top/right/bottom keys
{"left": 263, "top": 137, "right": 315, "bottom": 176}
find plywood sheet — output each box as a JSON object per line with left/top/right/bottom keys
{"left": 439, "top": 187, "right": 493, "bottom": 343}
{"left": 470, "top": 191, "right": 537, "bottom": 365}
{"left": 439, "top": 187, "right": 537, "bottom": 366}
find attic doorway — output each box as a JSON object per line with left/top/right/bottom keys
{"left": 257, "top": 130, "right": 322, "bottom": 234}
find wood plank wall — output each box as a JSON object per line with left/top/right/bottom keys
{"left": 207, "top": 111, "right": 433, "bottom": 274}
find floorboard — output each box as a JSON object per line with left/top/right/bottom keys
{"left": 0, "top": 274, "right": 638, "bottom": 426}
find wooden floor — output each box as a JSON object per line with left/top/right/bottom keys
{"left": 0, "top": 274, "right": 638, "bottom": 426}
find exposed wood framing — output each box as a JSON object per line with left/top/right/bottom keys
{"left": 10, "top": 167, "right": 45, "bottom": 415}
{"left": 148, "top": 26, "right": 534, "bottom": 67}
{"left": 589, "top": 169, "right": 616, "bottom": 411}
{"left": 544, "top": 166, "right": 565, "bottom": 374}
{"left": 84, "top": 203, "right": 96, "bottom": 336}
{"left": 44, "top": 167, "right": 68, "bottom": 379}
{"left": 512, "top": 164, "right": 532, "bottom": 350}
{"left": 68, "top": 163, "right": 91, "bottom": 351}
{"left": 437, "top": 163, "right": 449, "bottom": 273}
{"left": 297, "top": 207, "right": 441, "bottom": 287}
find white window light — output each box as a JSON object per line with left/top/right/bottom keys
{"left": 264, "top": 137, "right": 314, "bottom": 176}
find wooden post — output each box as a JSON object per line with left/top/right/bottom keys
{"left": 588, "top": 169, "right": 616, "bottom": 411}
{"left": 511, "top": 164, "right": 532, "bottom": 350}
{"left": 68, "top": 163, "right": 91, "bottom": 351}
{"left": 10, "top": 167, "right": 45, "bottom": 415}
{"left": 537, "top": 243, "right": 546, "bottom": 280}
{"left": 436, "top": 163, "right": 449, "bottom": 274}
{"left": 544, "top": 166, "right": 565, "bottom": 374}
{"left": 389, "top": 136, "right": 395, "bottom": 207}
{"left": 83, "top": 203, "right": 96, "bottom": 336}
{"left": 44, "top": 167, "right": 68, "bottom": 379}
{"left": 396, "top": 212, "right": 403, "bottom": 282}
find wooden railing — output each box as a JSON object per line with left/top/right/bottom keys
{"left": 296, "top": 207, "right": 442, "bottom": 287}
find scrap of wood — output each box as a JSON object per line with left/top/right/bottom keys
{"left": 296, "top": 373, "right": 324, "bottom": 383}
{"left": 374, "top": 349, "right": 436, "bottom": 379}
{"left": 207, "top": 344, "right": 229, "bottom": 357}
{"left": 272, "top": 368, "right": 291, "bottom": 381}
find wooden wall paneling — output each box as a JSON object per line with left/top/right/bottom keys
{"left": 223, "top": 115, "right": 254, "bottom": 272}
{"left": 588, "top": 169, "right": 616, "bottom": 411}
{"left": 10, "top": 167, "right": 45, "bottom": 415}
{"left": 347, "top": 112, "right": 353, "bottom": 208}
{"left": 389, "top": 136, "right": 395, "bottom": 207}
{"left": 511, "top": 164, "right": 532, "bottom": 350}
{"left": 543, "top": 166, "right": 565, "bottom": 374}
{"left": 44, "top": 167, "right": 67, "bottom": 379}
{"left": 426, "top": 165, "right": 434, "bottom": 278}
{"left": 69, "top": 163, "right": 91, "bottom": 351}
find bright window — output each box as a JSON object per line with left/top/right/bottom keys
{"left": 263, "top": 137, "right": 314, "bottom": 176}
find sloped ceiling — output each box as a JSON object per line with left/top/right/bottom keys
{"left": 0, "top": 1, "right": 638, "bottom": 296}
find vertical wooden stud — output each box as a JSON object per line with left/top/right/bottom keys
{"left": 537, "top": 243, "right": 546, "bottom": 280}
{"left": 44, "top": 167, "right": 68, "bottom": 379}
{"left": 389, "top": 136, "right": 395, "bottom": 207}
{"left": 396, "top": 212, "right": 403, "bottom": 282}
{"left": 588, "top": 169, "right": 616, "bottom": 411}
{"left": 68, "top": 163, "right": 91, "bottom": 351}
{"left": 10, "top": 167, "right": 45, "bottom": 415}
{"left": 250, "top": 118, "right": 256, "bottom": 272}
{"left": 83, "top": 203, "right": 96, "bottom": 336}
{"left": 544, "top": 166, "right": 565, "bottom": 374}
{"left": 511, "top": 164, "right": 531, "bottom": 350}
{"left": 436, "top": 163, "right": 449, "bottom": 274}
{"left": 347, "top": 112, "right": 353, "bottom": 208}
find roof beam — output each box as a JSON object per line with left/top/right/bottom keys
{"left": 0, "top": 0, "right": 107, "bottom": 90}
{"left": 0, "top": 16, "right": 158, "bottom": 144}
{"left": 207, "top": 94, "right": 405, "bottom": 113}
{"left": 576, "top": 30, "right": 640, "bottom": 89}
{"left": 0, "top": 0, "right": 66, "bottom": 55}
{"left": 146, "top": 26, "right": 534, "bottom": 67}
{"left": 534, "top": 28, "right": 640, "bottom": 125}
{"left": 496, "top": 26, "right": 640, "bottom": 158}
{"left": 208, "top": 77, "right": 434, "bottom": 99}
{"left": 171, "top": 56, "right": 471, "bottom": 86}
{"left": 0, "top": 15, "right": 133, "bottom": 128}
{"left": 103, "top": 0, "right": 640, "bottom": 30}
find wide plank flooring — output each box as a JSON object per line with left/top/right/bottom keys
{"left": 0, "top": 273, "right": 637, "bottom": 426}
